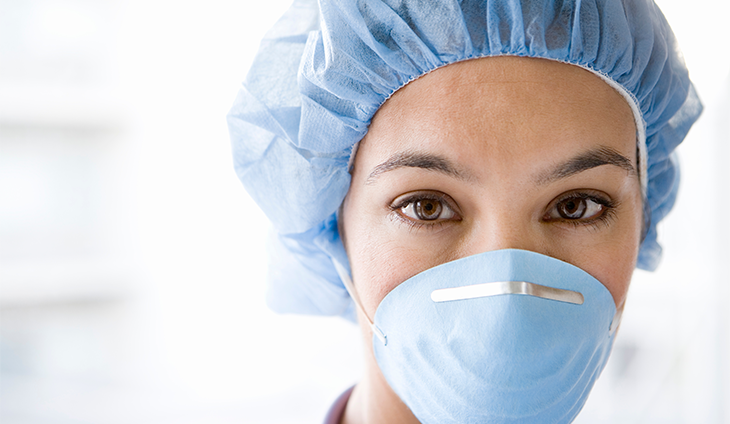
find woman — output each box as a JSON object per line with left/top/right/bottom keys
{"left": 228, "top": 0, "right": 702, "bottom": 423}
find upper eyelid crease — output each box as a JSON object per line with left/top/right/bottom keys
{"left": 366, "top": 151, "right": 475, "bottom": 185}
{"left": 391, "top": 190, "right": 457, "bottom": 206}
{"left": 555, "top": 191, "right": 615, "bottom": 206}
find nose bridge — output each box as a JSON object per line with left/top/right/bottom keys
{"left": 468, "top": 207, "right": 543, "bottom": 256}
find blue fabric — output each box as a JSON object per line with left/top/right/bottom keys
{"left": 372, "top": 249, "right": 617, "bottom": 423}
{"left": 228, "top": 0, "right": 702, "bottom": 319}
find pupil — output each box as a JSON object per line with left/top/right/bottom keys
{"left": 565, "top": 201, "right": 577, "bottom": 213}
{"left": 416, "top": 200, "right": 441, "bottom": 220}
{"left": 559, "top": 198, "right": 585, "bottom": 219}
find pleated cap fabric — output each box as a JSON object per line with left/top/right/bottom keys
{"left": 228, "top": 0, "right": 702, "bottom": 319}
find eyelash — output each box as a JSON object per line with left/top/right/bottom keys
{"left": 389, "top": 192, "right": 461, "bottom": 231}
{"left": 543, "top": 191, "right": 618, "bottom": 230}
{"left": 389, "top": 190, "right": 618, "bottom": 231}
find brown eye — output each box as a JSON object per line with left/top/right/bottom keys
{"left": 415, "top": 199, "right": 442, "bottom": 220}
{"left": 558, "top": 198, "right": 586, "bottom": 219}
{"left": 399, "top": 196, "right": 457, "bottom": 222}
{"left": 549, "top": 196, "right": 605, "bottom": 221}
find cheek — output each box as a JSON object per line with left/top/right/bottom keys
{"left": 584, "top": 244, "right": 637, "bottom": 309}
{"left": 342, "top": 194, "right": 454, "bottom": 317}
{"left": 572, "top": 202, "right": 643, "bottom": 309}
{"left": 345, "top": 228, "right": 427, "bottom": 317}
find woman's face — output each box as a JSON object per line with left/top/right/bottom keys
{"left": 341, "top": 56, "right": 643, "bottom": 322}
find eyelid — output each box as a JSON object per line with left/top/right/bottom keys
{"left": 543, "top": 190, "right": 616, "bottom": 223}
{"left": 390, "top": 191, "right": 462, "bottom": 223}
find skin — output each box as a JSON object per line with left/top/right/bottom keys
{"left": 339, "top": 56, "right": 643, "bottom": 424}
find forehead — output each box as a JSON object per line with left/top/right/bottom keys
{"left": 356, "top": 56, "right": 637, "bottom": 176}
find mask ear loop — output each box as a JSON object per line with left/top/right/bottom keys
{"left": 332, "top": 259, "right": 388, "bottom": 346}
{"left": 609, "top": 308, "right": 624, "bottom": 335}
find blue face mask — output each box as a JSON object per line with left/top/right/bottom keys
{"left": 335, "top": 249, "right": 621, "bottom": 424}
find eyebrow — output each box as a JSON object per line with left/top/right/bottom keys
{"left": 364, "top": 146, "right": 636, "bottom": 186}
{"left": 535, "top": 146, "right": 637, "bottom": 185}
{"left": 365, "top": 151, "right": 473, "bottom": 185}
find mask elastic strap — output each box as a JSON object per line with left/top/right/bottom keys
{"left": 609, "top": 308, "right": 624, "bottom": 335}
{"left": 332, "top": 259, "right": 387, "bottom": 346}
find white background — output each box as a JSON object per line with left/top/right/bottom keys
{"left": 0, "top": 0, "right": 728, "bottom": 423}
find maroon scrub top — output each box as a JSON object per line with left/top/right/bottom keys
{"left": 323, "top": 386, "right": 355, "bottom": 424}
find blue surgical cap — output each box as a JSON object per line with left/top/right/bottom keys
{"left": 228, "top": 0, "right": 702, "bottom": 319}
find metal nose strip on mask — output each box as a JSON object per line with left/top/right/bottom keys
{"left": 431, "top": 281, "right": 585, "bottom": 305}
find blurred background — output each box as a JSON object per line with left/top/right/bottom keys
{"left": 0, "top": 0, "right": 728, "bottom": 423}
